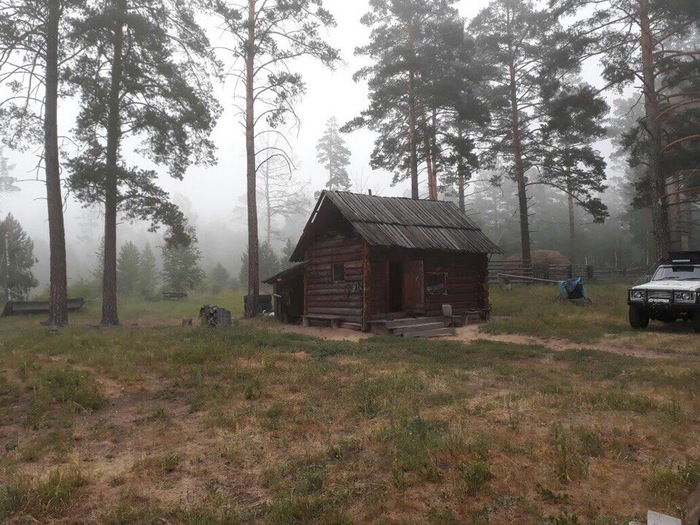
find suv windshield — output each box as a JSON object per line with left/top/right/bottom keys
{"left": 652, "top": 265, "right": 700, "bottom": 281}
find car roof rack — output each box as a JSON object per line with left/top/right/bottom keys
{"left": 668, "top": 251, "right": 700, "bottom": 265}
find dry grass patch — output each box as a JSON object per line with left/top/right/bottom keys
{"left": 0, "top": 314, "right": 698, "bottom": 523}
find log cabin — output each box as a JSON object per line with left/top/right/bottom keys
{"left": 263, "top": 191, "right": 502, "bottom": 332}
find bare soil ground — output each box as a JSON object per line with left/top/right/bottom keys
{"left": 260, "top": 319, "right": 694, "bottom": 361}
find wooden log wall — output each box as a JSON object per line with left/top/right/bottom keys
{"left": 305, "top": 233, "right": 365, "bottom": 323}
{"left": 368, "top": 248, "right": 489, "bottom": 317}
{"left": 423, "top": 252, "right": 487, "bottom": 315}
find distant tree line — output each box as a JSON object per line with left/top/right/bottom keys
{"left": 0, "top": 213, "right": 38, "bottom": 303}
{"left": 0, "top": 0, "right": 697, "bottom": 323}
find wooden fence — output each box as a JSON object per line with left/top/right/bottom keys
{"left": 488, "top": 261, "right": 645, "bottom": 284}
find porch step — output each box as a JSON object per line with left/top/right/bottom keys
{"left": 385, "top": 317, "right": 445, "bottom": 330}
{"left": 401, "top": 327, "right": 455, "bottom": 338}
{"left": 392, "top": 322, "right": 446, "bottom": 336}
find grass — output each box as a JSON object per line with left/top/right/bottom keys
{"left": 1, "top": 290, "right": 247, "bottom": 332}
{"left": 0, "top": 286, "right": 698, "bottom": 523}
{"left": 0, "top": 469, "right": 87, "bottom": 521}
{"left": 485, "top": 282, "right": 700, "bottom": 349}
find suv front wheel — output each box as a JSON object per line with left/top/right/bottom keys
{"left": 693, "top": 314, "right": 700, "bottom": 334}
{"left": 629, "top": 306, "right": 650, "bottom": 329}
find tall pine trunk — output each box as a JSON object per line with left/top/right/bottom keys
{"left": 245, "top": 0, "right": 260, "bottom": 317}
{"left": 327, "top": 140, "right": 333, "bottom": 190}
{"left": 45, "top": 0, "right": 68, "bottom": 326}
{"left": 430, "top": 107, "right": 439, "bottom": 200}
{"left": 669, "top": 173, "right": 683, "bottom": 249}
{"left": 265, "top": 165, "right": 271, "bottom": 245}
{"left": 419, "top": 106, "right": 436, "bottom": 200}
{"left": 639, "top": 0, "right": 671, "bottom": 261}
{"left": 101, "top": 0, "right": 126, "bottom": 326}
{"left": 407, "top": 25, "right": 419, "bottom": 200}
{"left": 568, "top": 191, "right": 576, "bottom": 265}
{"left": 508, "top": 43, "right": 532, "bottom": 266}
{"left": 457, "top": 126, "right": 465, "bottom": 214}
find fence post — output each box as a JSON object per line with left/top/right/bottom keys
{"left": 586, "top": 265, "right": 594, "bottom": 280}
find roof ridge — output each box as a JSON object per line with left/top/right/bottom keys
{"left": 329, "top": 190, "right": 461, "bottom": 205}
{"left": 349, "top": 218, "right": 479, "bottom": 230}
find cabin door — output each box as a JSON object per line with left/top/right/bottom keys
{"left": 388, "top": 261, "right": 403, "bottom": 313}
{"left": 403, "top": 260, "right": 425, "bottom": 314}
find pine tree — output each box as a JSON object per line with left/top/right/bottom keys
{"left": 91, "top": 238, "right": 105, "bottom": 285}
{"left": 116, "top": 241, "right": 140, "bottom": 298}
{"left": 211, "top": 0, "right": 339, "bottom": 318}
{"left": 67, "top": 0, "right": 219, "bottom": 325}
{"left": 138, "top": 243, "right": 158, "bottom": 300}
{"left": 0, "top": 0, "right": 81, "bottom": 324}
{"left": 316, "top": 117, "right": 352, "bottom": 191}
{"left": 559, "top": 0, "right": 700, "bottom": 258}
{"left": 0, "top": 213, "right": 38, "bottom": 302}
{"left": 470, "top": 0, "right": 590, "bottom": 265}
{"left": 161, "top": 229, "right": 205, "bottom": 293}
{"left": 345, "top": 0, "right": 462, "bottom": 199}
{"left": 258, "top": 144, "right": 311, "bottom": 244}
{"left": 210, "top": 263, "right": 231, "bottom": 295}
{"left": 538, "top": 85, "right": 609, "bottom": 264}
{"left": 239, "top": 242, "right": 280, "bottom": 289}
{"left": 0, "top": 146, "right": 18, "bottom": 196}
{"left": 281, "top": 238, "right": 295, "bottom": 268}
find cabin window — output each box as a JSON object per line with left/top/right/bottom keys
{"left": 333, "top": 263, "right": 346, "bottom": 283}
{"left": 426, "top": 272, "right": 447, "bottom": 295}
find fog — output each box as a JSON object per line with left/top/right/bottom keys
{"left": 0, "top": 0, "right": 624, "bottom": 291}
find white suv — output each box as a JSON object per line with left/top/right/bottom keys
{"left": 628, "top": 254, "right": 700, "bottom": 332}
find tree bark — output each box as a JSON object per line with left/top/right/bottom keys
{"left": 45, "top": 0, "right": 68, "bottom": 326}
{"left": 508, "top": 41, "right": 532, "bottom": 266}
{"left": 101, "top": 0, "right": 126, "bottom": 326}
{"left": 407, "top": 25, "right": 419, "bottom": 200}
{"left": 668, "top": 172, "right": 682, "bottom": 249}
{"left": 245, "top": 0, "right": 260, "bottom": 317}
{"left": 430, "top": 107, "right": 439, "bottom": 200}
{"left": 327, "top": 137, "right": 333, "bottom": 190}
{"left": 457, "top": 126, "right": 465, "bottom": 214}
{"left": 265, "top": 163, "right": 271, "bottom": 245}
{"left": 568, "top": 190, "right": 576, "bottom": 265}
{"left": 419, "top": 106, "right": 436, "bottom": 200}
{"left": 639, "top": 0, "right": 671, "bottom": 261}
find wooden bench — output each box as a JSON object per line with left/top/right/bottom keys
{"left": 162, "top": 292, "right": 188, "bottom": 300}
{"left": 303, "top": 314, "right": 342, "bottom": 329}
{"left": 2, "top": 298, "right": 85, "bottom": 317}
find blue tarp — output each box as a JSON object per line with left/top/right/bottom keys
{"left": 558, "top": 277, "right": 588, "bottom": 301}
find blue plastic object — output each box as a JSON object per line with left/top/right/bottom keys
{"left": 558, "top": 277, "right": 588, "bottom": 301}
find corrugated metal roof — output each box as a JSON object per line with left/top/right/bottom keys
{"left": 290, "top": 191, "right": 502, "bottom": 261}
{"left": 327, "top": 191, "right": 501, "bottom": 254}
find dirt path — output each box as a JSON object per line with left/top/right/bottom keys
{"left": 447, "top": 325, "right": 678, "bottom": 360}
{"left": 246, "top": 319, "right": 374, "bottom": 342}
{"left": 246, "top": 320, "right": 692, "bottom": 361}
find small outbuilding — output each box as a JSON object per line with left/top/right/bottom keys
{"left": 263, "top": 191, "right": 502, "bottom": 331}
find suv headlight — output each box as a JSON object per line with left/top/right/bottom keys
{"left": 673, "top": 291, "right": 696, "bottom": 303}
{"left": 629, "top": 290, "right": 645, "bottom": 301}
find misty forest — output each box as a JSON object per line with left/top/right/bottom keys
{"left": 1, "top": 0, "right": 700, "bottom": 524}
